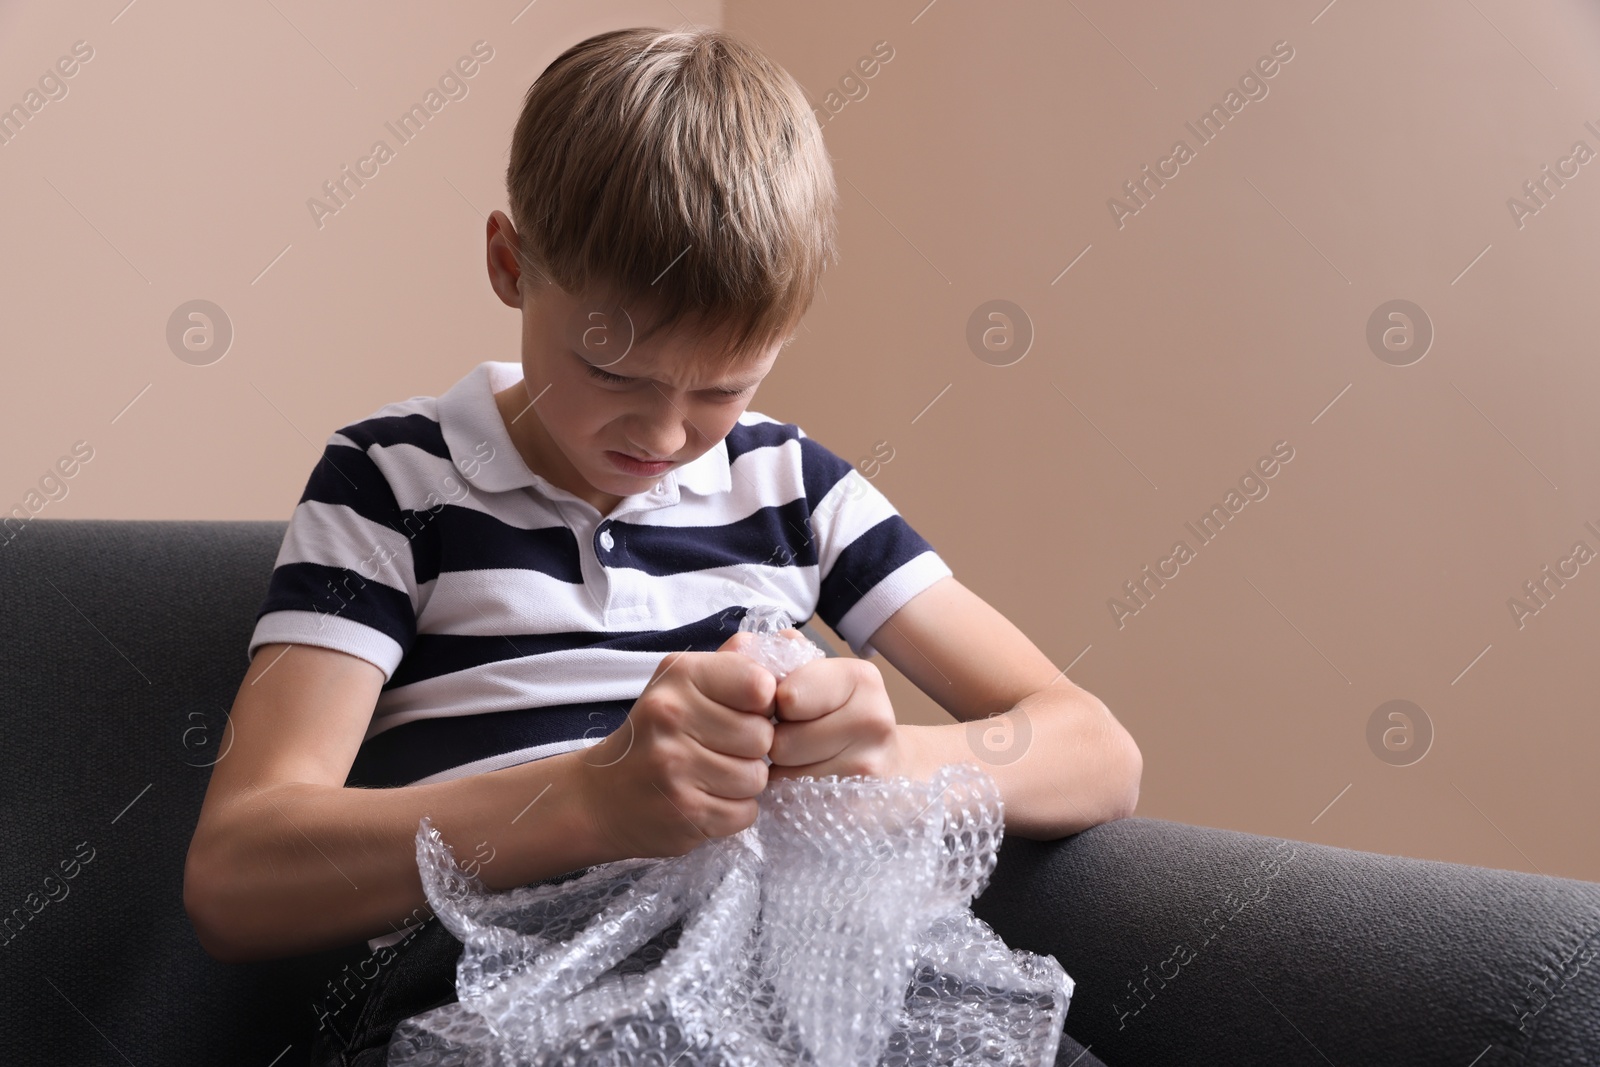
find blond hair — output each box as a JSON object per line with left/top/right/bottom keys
{"left": 505, "top": 27, "right": 839, "bottom": 367}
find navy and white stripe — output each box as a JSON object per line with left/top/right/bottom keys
{"left": 249, "top": 359, "right": 951, "bottom": 791}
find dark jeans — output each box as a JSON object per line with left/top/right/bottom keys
{"left": 305, "top": 912, "right": 1109, "bottom": 1067}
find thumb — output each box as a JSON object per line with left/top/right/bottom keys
{"left": 719, "top": 629, "right": 753, "bottom": 654}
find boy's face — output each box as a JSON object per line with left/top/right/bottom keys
{"left": 494, "top": 267, "right": 782, "bottom": 517}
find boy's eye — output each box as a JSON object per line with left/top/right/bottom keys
{"left": 582, "top": 361, "right": 749, "bottom": 399}
{"left": 584, "top": 364, "right": 631, "bottom": 386}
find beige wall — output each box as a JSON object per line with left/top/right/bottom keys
{"left": 5, "top": 1, "right": 1598, "bottom": 881}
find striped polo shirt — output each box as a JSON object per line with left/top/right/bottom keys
{"left": 249, "top": 360, "right": 952, "bottom": 947}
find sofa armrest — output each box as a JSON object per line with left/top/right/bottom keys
{"left": 973, "top": 816, "right": 1600, "bottom": 1066}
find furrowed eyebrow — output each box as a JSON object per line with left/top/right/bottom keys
{"left": 573, "top": 350, "right": 759, "bottom": 392}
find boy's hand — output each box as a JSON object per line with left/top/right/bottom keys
{"left": 766, "top": 654, "right": 916, "bottom": 782}
{"left": 575, "top": 630, "right": 777, "bottom": 862}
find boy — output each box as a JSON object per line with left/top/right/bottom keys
{"left": 183, "top": 23, "right": 1139, "bottom": 1052}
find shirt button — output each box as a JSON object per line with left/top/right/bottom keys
{"left": 653, "top": 480, "right": 666, "bottom": 493}
{"left": 599, "top": 529, "right": 615, "bottom": 551}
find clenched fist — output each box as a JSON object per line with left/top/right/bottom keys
{"left": 766, "top": 651, "right": 915, "bottom": 783}
{"left": 575, "top": 630, "right": 777, "bottom": 861}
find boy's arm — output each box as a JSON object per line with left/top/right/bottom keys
{"left": 864, "top": 576, "right": 1143, "bottom": 840}
{"left": 183, "top": 643, "right": 618, "bottom": 964}
{"left": 186, "top": 630, "right": 778, "bottom": 965}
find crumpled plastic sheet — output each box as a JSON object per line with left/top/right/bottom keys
{"left": 386, "top": 607, "right": 1073, "bottom": 1066}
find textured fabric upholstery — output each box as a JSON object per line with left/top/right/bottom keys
{"left": 1, "top": 519, "right": 1595, "bottom": 1065}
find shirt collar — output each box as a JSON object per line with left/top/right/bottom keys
{"left": 436, "top": 360, "right": 732, "bottom": 502}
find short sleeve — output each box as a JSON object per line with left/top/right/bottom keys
{"left": 798, "top": 428, "right": 953, "bottom": 659}
{"left": 248, "top": 427, "right": 421, "bottom": 682}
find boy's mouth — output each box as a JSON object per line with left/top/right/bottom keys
{"left": 606, "top": 450, "right": 676, "bottom": 476}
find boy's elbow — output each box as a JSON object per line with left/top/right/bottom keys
{"left": 1116, "top": 731, "right": 1143, "bottom": 820}
{"left": 184, "top": 840, "right": 248, "bottom": 964}
{"left": 1099, "top": 700, "right": 1142, "bottom": 822}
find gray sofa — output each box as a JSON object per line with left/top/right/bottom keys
{"left": 1, "top": 518, "right": 1596, "bottom": 1065}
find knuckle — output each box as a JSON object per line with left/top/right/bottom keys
{"left": 731, "top": 798, "right": 760, "bottom": 832}
{"left": 742, "top": 661, "right": 776, "bottom": 705}
{"left": 746, "top": 757, "right": 770, "bottom": 795}
{"left": 854, "top": 754, "right": 887, "bottom": 778}
{"left": 651, "top": 774, "right": 683, "bottom": 811}
{"left": 676, "top": 793, "right": 709, "bottom": 830}
{"left": 642, "top": 692, "right": 686, "bottom": 731}
{"left": 704, "top": 797, "right": 756, "bottom": 839}
{"left": 852, "top": 658, "right": 885, "bottom": 691}
{"left": 633, "top": 686, "right": 662, "bottom": 717}
{"left": 654, "top": 650, "right": 686, "bottom": 680}
{"left": 753, "top": 716, "right": 775, "bottom": 750}
{"left": 700, "top": 812, "right": 730, "bottom": 841}
{"left": 650, "top": 743, "right": 682, "bottom": 782}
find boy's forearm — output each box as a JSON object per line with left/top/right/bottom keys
{"left": 900, "top": 685, "right": 1142, "bottom": 840}
{"left": 190, "top": 748, "right": 612, "bottom": 963}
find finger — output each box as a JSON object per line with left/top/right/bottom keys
{"left": 768, "top": 712, "right": 853, "bottom": 770}
{"left": 767, "top": 755, "right": 853, "bottom": 781}
{"left": 684, "top": 740, "right": 770, "bottom": 800}
{"left": 689, "top": 794, "right": 762, "bottom": 841}
{"left": 681, "top": 694, "right": 774, "bottom": 760}
{"left": 695, "top": 645, "right": 777, "bottom": 715}
{"left": 655, "top": 787, "right": 759, "bottom": 844}
{"left": 715, "top": 629, "right": 756, "bottom": 654}
{"left": 773, "top": 658, "right": 853, "bottom": 723}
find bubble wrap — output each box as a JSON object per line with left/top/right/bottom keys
{"left": 385, "top": 608, "right": 1073, "bottom": 1066}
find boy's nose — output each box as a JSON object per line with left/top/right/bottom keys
{"left": 626, "top": 426, "right": 686, "bottom": 460}
{"left": 627, "top": 443, "right": 676, "bottom": 461}
{"left": 621, "top": 446, "right": 671, "bottom": 464}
